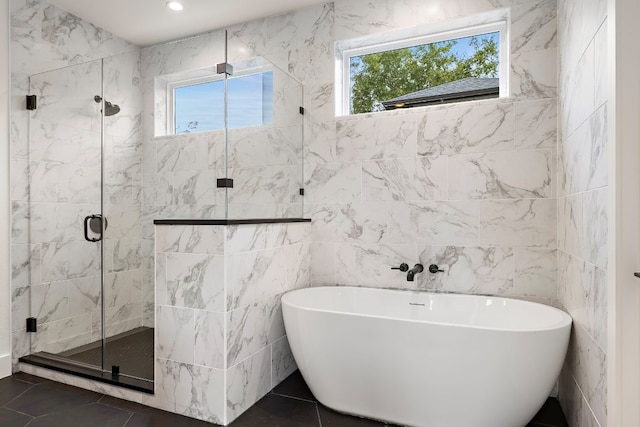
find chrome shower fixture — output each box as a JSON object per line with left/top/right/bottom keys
{"left": 94, "top": 95, "right": 121, "bottom": 116}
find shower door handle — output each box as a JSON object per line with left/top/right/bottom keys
{"left": 84, "top": 215, "right": 102, "bottom": 242}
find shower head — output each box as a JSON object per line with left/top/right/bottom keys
{"left": 104, "top": 101, "right": 121, "bottom": 116}
{"left": 93, "top": 95, "right": 121, "bottom": 116}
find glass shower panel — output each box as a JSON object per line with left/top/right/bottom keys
{"left": 226, "top": 34, "right": 304, "bottom": 219}
{"left": 101, "top": 52, "right": 151, "bottom": 381}
{"left": 28, "top": 60, "right": 104, "bottom": 366}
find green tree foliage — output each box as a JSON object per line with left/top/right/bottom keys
{"left": 350, "top": 34, "right": 499, "bottom": 114}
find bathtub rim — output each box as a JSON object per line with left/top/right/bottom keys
{"left": 282, "top": 286, "right": 572, "bottom": 333}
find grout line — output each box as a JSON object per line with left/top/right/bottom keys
{"left": 271, "top": 392, "right": 317, "bottom": 404}
{"left": 315, "top": 402, "right": 323, "bottom": 427}
{"left": 122, "top": 412, "right": 135, "bottom": 427}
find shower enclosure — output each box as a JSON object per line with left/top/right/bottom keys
{"left": 21, "top": 30, "right": 304, "bottom": 391}
{"left": 23, "top": 51, "right": 150, "bottom": 387}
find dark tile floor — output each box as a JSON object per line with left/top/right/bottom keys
{"left": 0, "top": 370, "right": 568, "bottom": 427}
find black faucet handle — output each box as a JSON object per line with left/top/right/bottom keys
{"left": 391, "top": 263, "right": 409, "bottom": 272}
{"left": 428, "top": 264, "right": 444, "bottom": 274}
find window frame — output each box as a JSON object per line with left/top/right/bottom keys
{"left": 166, "top": 63, "right": 274, "bottom": 135}
{"left": 339, "top": 20, "right": 509, "bottom": 116}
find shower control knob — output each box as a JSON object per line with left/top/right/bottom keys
{"left": 428, "top": 264, "right": 444, "bottom": 274}
{"left": 391, "top": 263, "right": 409, "bottom": 272}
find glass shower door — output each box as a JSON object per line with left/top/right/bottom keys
{"left": 28, "top": 59, "right": 105, "bottom": 368}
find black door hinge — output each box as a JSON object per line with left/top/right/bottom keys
{"left": 26, "top": 95, "right": 37, "bottom": 110}
{"left": 299, "top": 188, "right": 305, "bottom": 196}
{"left": 299, "top": 106, "right": 305, "bottom": 115}
{"left": 217, "top": 178, "right": 234, "bottom": 188}
{"left": 26, "top": 317, "right": 37, "bottom": 332}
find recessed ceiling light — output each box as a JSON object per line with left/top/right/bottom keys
{"left": 166, "top": 1, "right": 184, "bottom": 11}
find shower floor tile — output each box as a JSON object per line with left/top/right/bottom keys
{"left": 0, "top": 370, "right": 569, "bottom": 427}
{"left": 59, "top": 327, "right": 154, "bottom": 381}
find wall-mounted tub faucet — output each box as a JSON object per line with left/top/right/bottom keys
{"left": 406, "top": 264, "right": 424, "bottom": 281}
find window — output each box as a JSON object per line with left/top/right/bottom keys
{"left": 338, "top": 18, "right": 508, "bottom": 115}
{"left": 170, "top": 70, "right": 273, "bottom": 135}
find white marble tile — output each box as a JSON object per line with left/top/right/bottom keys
{"left": 226, "top": 247, "right": 287, "bottom": 310}
{"left": 336, "top": 114, "right": 417, "bottom": 161}
{"left": 511, "top": 0, "right": 557, "bottom": 54}
{"left": 172, "top": 170, "right": 218, "bottom": 206}
{"left": 104, "top": 271, "right": 134, "bottom": 309}
{"left": 478, "top": 199, "right": 556, "bottom": 248}
{"left": 30, "top": 161, "right": 101, "bottom": 204}
{"left": 31, "top": 281, "right": 68, "bottom": 324}
{"left": 11, "top": 243, "right": 36, "bottom": 288}
{"left": 362, "top": 156, "right": 448, "bottom": 201}
{"left": 156, "top": 305, "right": 194, "bottom": 364}
{"left": 289, "top": 42, "right": 334, "bottom": 87}
{"left": 593, "top": 21, "right": 607, "bottom": 109}
{"left": 10, "top": 157, "right": 28, "bottom": 202}
{"left": 567, "top": 323, "right": 607, "bottom": 426}
{"left": 29, "top": 202, "right": 98, "bottom": 244}
{"left": 286, "top": 243, "right": 310, "bottom": 290}
{"left": 308, "top": 202, "right": 413, "bottom": 245}
{"left": 31, "top": 313, "right": 92, "bottom": 354}
{"left": 226, "top": 346, "right": 272, "bottom": 422}
{"left": 194, "top": 310, "right": 225, "bottom": 370}
{"left": 592, "top": 266, "right": 607, "bottom": 353}
{"left": 11, "top": 0, "right": 135, "bottom": 76}
{"left": 417, "top": 101, "right": 514, "bottom": 155}
{"left": 334, "top": 242, "right": 416, "bottom": 287}
{"left": 304, "top": 121, "right": 336, "bottom": 164}
{"left": 11, "top": 201, "right": 29, "bottom": 244}
{"left": 40, "top": 240, "right": 101, "bottom": 282}
{"left": 582, "top": 188, "right": 607, "bottom": 270}
{"left": 310, "top": 242, "right": 336, "bottom": 285}
{"left": 558, "top": 251, "right": 593, "bottom": 336}
{"left": 449, "top": 149, "right": 554, "bottom": 199}
{"left": 11, "top": 286, "right": 29, "bottom": 334}
{"left": 156, "top": 225, "right": 224, "bottom": 255}
{"left": 511, "top": 48, "right": 557, "bottom": 100}
{"left": 304, "top": 162, "right": 361, "bottom": 204}
{"left": 559, "top": 105, "right": 607, "bottom": 196}
{"left": 226, "top": 297, "right": 276, "bottom": 367}
{"left": 30, "top": 119, "right": 101, "bottom": 166}
{"left": 225, "top": 222, "right": 309, "bottom": 254}
{"left": 418, "top": 245, "right": 514, "bottom": 295}
{"left": 112, "top": 237, "right": 142, "bottom": 272}
{"left": 409, "top": 200, "right": 479, "bottom": 246}
{"left": 514, "top": 99, "right": 558, "bottom": 149}
{"left": 272, "top": 336, "right": 297, "bottom": 387}
{"left": 156, "top": 359, "right": 225, "bottom": 424}
{"left": 514, "top": 248, "right": 557, "bottom": 298}
{"left": 227, "top": 126, "right": 302, "bottom": 169}
{"left": 156, "top": 135, "right": 209, "bottom": 173}
{"left": 165, "top": 253, "right": 225, "bottom": 312}
{"left": 228, "top": 165, "right": 301, "bottom": 205}
{"left": 334, "top": 0, "right": 416, "bottom": 40}
{"left": 560, "top": 43, "right": 594, "bottom": 139}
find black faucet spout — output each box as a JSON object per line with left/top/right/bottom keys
{"left": 406, "top": 264, "right": 424, "bottom": 281}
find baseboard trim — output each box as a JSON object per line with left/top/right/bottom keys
{"left": 0, "top": 353, "right": 11, "bottom": 379}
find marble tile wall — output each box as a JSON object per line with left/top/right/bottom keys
{"left": 154, "top": 222, "right": 309, "bottom": 424}
{"left": 556, "top": 0, "right": 608, "bottom": 426}
{"left": 218, "top": 0, "right": 559, "bottom": 303}
{"left": 10, "top": 0, "right": 142, "bottom": 368}
{"left": 140, "top": 37, "right": 305, "bottom": 327}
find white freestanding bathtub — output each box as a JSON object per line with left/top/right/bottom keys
{"left": 282, "top": 286, "right": 572, "bottom": 427}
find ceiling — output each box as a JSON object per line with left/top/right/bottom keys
{"left": 47, "top": 0, "right": 329, "bottom": 46}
